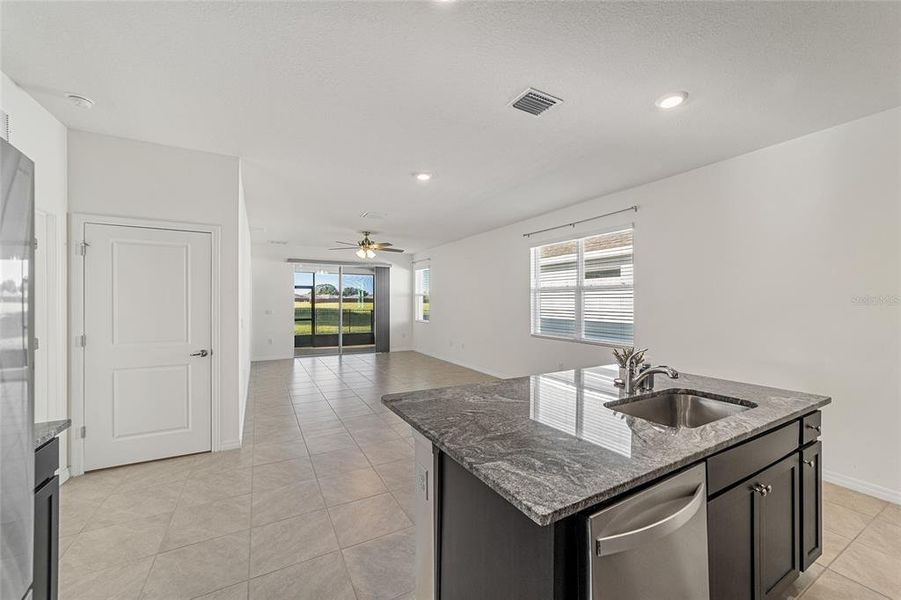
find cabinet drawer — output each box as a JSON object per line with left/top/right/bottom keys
{"left": 707, "top": 421, "right": 800, "bottom": 496}
{"left": 35, "top": 437, "right": 59, "bottom": 489}
{"left": 801, "top": 412, "right": 821, "bottom": 446}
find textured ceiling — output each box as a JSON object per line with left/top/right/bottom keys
{"left": 2, "top": 1, "right": 899, "bottom": 252}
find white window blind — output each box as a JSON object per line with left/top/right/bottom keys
{"left": 415, "top": 267, "right": 430, "bottom": 322}
{"left": 530, "top": 228, "right": 633, "bottom": 345}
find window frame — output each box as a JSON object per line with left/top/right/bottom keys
{"left": 414, "top": 266, "right": 430, "bottom": 323}
{"left": 529, "top": 225, "right": 634, "bottom": 348}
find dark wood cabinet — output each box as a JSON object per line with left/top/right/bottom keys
{"left": 34, "top": 437, "right": 60, "bottom": 600}
{"left": 800, "top": 441, "right": 823, "bottom": 570}
{"left": 708, "top": 452, "right": 801, "bottom": 600}
{"left": 33, "top": 475, "right": 59, "bottom": 600}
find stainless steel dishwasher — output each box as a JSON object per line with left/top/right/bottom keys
{"left": 587, "top": 463, "right": 709, "bottom": 599}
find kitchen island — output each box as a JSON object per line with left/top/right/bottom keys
{"left": 383, "top": 364, "right": 830, "bottom": 600}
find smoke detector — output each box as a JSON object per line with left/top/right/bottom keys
{"left": 509, "top": 88, "right": 563, "bottom": 116}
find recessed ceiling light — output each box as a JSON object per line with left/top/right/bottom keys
{"left": 413, "top": 172, "right": 432, "bottom": 182}
{"left": 655, "top": 91, "right": 688, "bottom": 110}
{"left": 65, "top": 93, "right": 95, "bottom": 109}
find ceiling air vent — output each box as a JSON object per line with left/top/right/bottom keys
{"left": 510, "top": 88, "right": 563, "bottom": 116}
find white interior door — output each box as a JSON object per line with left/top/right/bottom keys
{"left": 83, "top": 223, "right": 212, "bottom": 470}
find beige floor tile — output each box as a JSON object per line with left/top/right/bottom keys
{"left": 856, "top": 519, "right": 901, "bottom": 557}
{"left": 60, "top": 470, "right": 122, "bottom": 504}
{"left": 191, "top": 447, "right": 255, "bottom": 475}
{"left": 311, "top": 448, "right": 372, "bottom": 478}
{"left": 161, "top": 494, "right": 251, "bottom": 551}
{"left": 84, "top": 481, "right": 183, "bottom": 531}
{"left": 800, "top": 569, "right": 889, "bottom": 599}
{"left": 824, "top": 483, "right": 888, "bottom": 517}
{"left": 251, "top": 480, "right": 325, "bottom": 527}
{"left": 817, "top": 529, "right": 853, "bottom": 567}
{"left": 58, "top": 495, "right": 101, "bottom": 537}
{"left": 248, "top": 552, "right": 356, "bottom": 600}
{"left": 252, "top": 440, "right": 309, "bottom": 466}
{"left": 830, "top": 540, "right": 901, "bottom": 598}
{"left": 58, "top": 534, "right": 76, "bottom": 559}
{"left": 878, "top": 503, "right": 901, "bottom": 527}
{"left": 342, "top": 527, "right": 415, "bottom": 600}
{"left": 249, "top": 510, "right": 339, "bottom": 577}
{"left": 58, "top": 556, "right": 153, "bottom": 600}
{"left": 306, "top": 432, "right": 358, "bottom": 455}
{"left": 328, "top": 493, "right": 412, "bottom": 548}
{"left": 373, "top": 458, "right": 414, "bottom": 491}
{"left": 252, "top": 458, "right": 316, "bottom": 494}
{"left": 60, "top": 512, "right": 170, "bottom": 575}
{"left": 141, "top": 531, "right": 250, "bottom": 600}
{"left": 180, "top": 467, "right": 253, "bottom": 506}
{"left": 115, "top": 456, "right": 196, "bottom": 493}
{"left": 193, "top": 581, "right": 249, "bottom": 600}
{"left": 784, "top": 563, "right": 825, "bottom": 599}
{"left": 359, "top": 440, "right": 414, "bottom": 466}
{"left": 318, "top": 467, "right": 388, "bottom": 507}
{"left": 823, "top": 501, "right": 874, "bottom": 539}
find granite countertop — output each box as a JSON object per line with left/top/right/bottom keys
{"left": 382, "top": 364, "right": 830, "bottom": 526}
{"left": 34, "top": 419, "right": 71, "bottom": 449}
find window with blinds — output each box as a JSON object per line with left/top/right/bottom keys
{"left": 415, "top": 267, "right": 430, "bottom": 322}
{"left": 530, "top": 227, "right": 634, "bottom": 345}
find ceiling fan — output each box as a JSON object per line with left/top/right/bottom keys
{"left": 330, "top": 231, "right": 405, "bottom": 259}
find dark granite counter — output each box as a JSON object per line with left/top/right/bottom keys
{"left": 383, "top": 364, "right": 830, "bottom": 526}
{"left": 34, "top": 419, "right": 71, "bottom": 449}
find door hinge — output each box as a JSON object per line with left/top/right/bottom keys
{"left": 77, "top": 334, "right": 86, "bottom": 348}
{"left": 78, "top": 241, "right": 90, "bottom": 256}
{"left": 34, "top": 337, "right": 39, "bottom": 350}
{"left": 32, "top": 238, "right": 38, "bottom": 251}
{"left": 80, "top": 426, "right": 86, "bottom": 438}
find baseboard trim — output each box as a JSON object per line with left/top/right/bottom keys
{"left": 252, "top": 355, "right": 294, "bottom": 363}
{"left": 823, "top": 469, "right": 901, "bottom": 505}
{"left": 412, "top": 349, "right": 506, "bottom": 380}
{"left": 58, "top": 466, "right": 71, "bottom": 486}
{"left": 219, "top": 440, "right": 243, "bottom": 451}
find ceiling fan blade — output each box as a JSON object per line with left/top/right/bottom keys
{"left": 334, "top": 241, "right": 358, "bottom": 246}
{"left": 379, "top": 247, "right": 405, "bottom": 253}
{"left": 328, "top": 247, "right": 352, "bottom": 251}
{"left": 370, "top": 242, "right": 393, "bottom": 248}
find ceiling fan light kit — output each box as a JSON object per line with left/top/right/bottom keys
{"left": 334, "top": 231, "right": 405, "bottom": 259}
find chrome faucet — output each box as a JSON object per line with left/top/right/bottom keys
{"left": 614, "top": 355, "right": 680, "bottom": 394}
{"left": 631, "top": 365, "right": 680, "bottom": 392}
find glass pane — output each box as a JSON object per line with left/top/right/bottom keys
{"left": 294, "top": 271, "right": 313, "bottom": 286}
{"left": 582, "top": 229, "right": 634, "bottom": 344}
{"left": 294, "top": 287, "right": 312, "bottom": 335}
{"left": 341, "top": 274, "right": 374, "bottom": 334}
{"left": 535, "top": 289, "right": 575, "bottom": 336}
{"left": 535, "top": 241, "right": 577, "bottom": 287}
{"left": 314, "top": 273, "right": 340, "bottom": 335}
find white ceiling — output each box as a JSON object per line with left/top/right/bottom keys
{"left": 2, "top": 2, "right": 899, "bottom": 253}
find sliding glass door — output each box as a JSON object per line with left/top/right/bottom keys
{"left": 294, "top": 266, "right": 375, "bottom": 352}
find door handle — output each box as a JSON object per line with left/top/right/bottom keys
{"left": 806, "top": 424, "right": 821, "bottom": 433}
{"left": 803, "top": 459, "right": 816, "bottom": 467}
{"left": 190, "top": 350, "right": 209, "bottom": 357}
{"left": 594, "top": 483, "right": 705, "bottom": 557}
{"left": 752, "top": 483, "right": 773, "bottom": 497}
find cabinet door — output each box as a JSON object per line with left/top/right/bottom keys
{"left": 758, "top": 454, "right": 801, "bottom": 600}
{"left": 33, "top": 475, "right": 59, "bottom": 600}
{"left": 708, "top": 453, "right": 802, "bottom": 600}
{"left": 800, "top": 442, "right": 823, "bottom": 570}
{"left": 708, "top": 479, "right": 755, "bottom": 600}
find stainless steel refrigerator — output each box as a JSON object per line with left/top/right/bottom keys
{"left": 0, "top": 137, "right": 36, "bottom": 600}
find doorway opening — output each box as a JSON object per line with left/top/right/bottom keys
{"left": 294, "top": 264, "right": 377, "bottom": 355}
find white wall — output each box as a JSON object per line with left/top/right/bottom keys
{"left": 237, "top": 163, "right": 252, "bottom": 440}
{"left": 67, "top": 130, "right": 246, "bottom": 449}
{"left": 1, "top": 73, "right": 70, "bottom": 479}
{"left": 413, "top": 108, "right": 901, "bottom": 502}
{"left": 251, "top": 243, "right": 414, "bottom": 361}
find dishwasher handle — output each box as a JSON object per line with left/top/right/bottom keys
{"left": 595, "top": 483, "right": 705, "bottom": 557}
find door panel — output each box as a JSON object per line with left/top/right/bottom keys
{"left": 708, "top": 479, "right": 755, "bottom": 600}
{"left": 800, "top": 442, "right": 823, "bottom": 570}
{"left": 759, "top": 454, "right": 800, "bottom": 599}
{"left": 84, "top": 224, "right": 212, "bottom": 470}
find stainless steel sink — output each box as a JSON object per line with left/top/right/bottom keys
{"left": 606, "top": 392, "right": 755, "bottom": 428}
